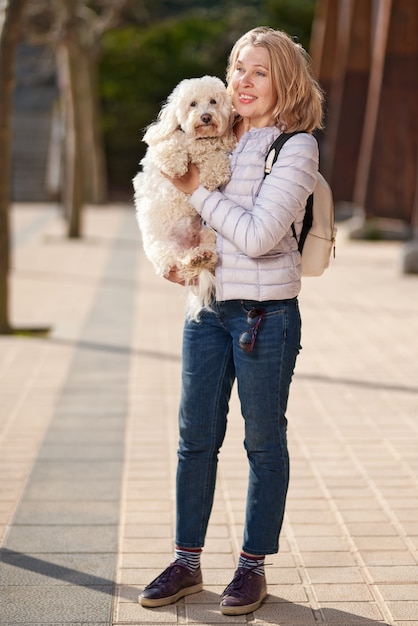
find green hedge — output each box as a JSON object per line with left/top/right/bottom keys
{"left": 99, "top": 1, "right": 315, "bottom": 195}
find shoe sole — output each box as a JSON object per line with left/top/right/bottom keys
{"left": 139, "top": 582, "right": 203, "bottom": 608}
{"left": 220, "top": 590, "right": 268, "bottom": 616}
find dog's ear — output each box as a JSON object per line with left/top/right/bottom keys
{"left": 143, "top": 82, "right": 183, "bottom": 145}
{"left": 214, "top": 89, "right": 235, "bottom": 135}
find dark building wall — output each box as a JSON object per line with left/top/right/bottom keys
{"left": 12, "top": 44, "right": 59, "bottom": 202}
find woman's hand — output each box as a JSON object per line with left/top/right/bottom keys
{"left": 163, "top": 267, "right": 199, "bottom": 287}
{"left": 163, "top": 162, "right": 200, "bottom": 194}
{"left": 163, "top": 267, "right": 186, "bottom": 286}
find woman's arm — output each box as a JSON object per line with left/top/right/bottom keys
{"left": 191, "top": 134, "right": 319, "bottom": 257}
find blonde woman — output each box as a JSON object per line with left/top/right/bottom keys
{"left": 139, "top": 27, "right": 324, "bottom": 616}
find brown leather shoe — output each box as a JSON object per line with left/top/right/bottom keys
{"left": 220, "top": 567, "right": 267, "bottom": 615}
{"left": 139, "top": 562, "right": 203, "bottom": 608}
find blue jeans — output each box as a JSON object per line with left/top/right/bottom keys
{"left": 176, "top": 298, "right": 301, "bottom": 556}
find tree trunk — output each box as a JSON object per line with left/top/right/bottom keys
{"left": 56, "top": 39, "right": 85, "bottom": 238}
{"left": 0, "top": 0, "right": 27, "bottom": 334}
{"left": 54, "top": 0, "right": 88, "bottom": 239}
{"left": 82, "top": 53, "right": 108, "bottom": 204}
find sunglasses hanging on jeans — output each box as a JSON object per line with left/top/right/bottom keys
{"left": 238, "top": 307, "right": 266, "bottom": 353}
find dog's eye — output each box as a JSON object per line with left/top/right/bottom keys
{"left": 210, "top": 99, "right": 217, "bottom": 105}
{"left": 190, "top": 101, "right": 197, "bottom": 107}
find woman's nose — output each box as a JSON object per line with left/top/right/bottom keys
{"left": 240, "top": 72, "right": 252, "bottom": 86}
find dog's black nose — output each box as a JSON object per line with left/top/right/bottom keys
{"left": 201, "top": 114, "right": 212, "bottom": 125}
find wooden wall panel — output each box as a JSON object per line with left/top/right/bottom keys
{"left": 358, "top": 0, "right": 418, "bottom": 221}
{"left": 326, "top": 0, "right": 372, "bottom": 201}
{"left": 311, "top": 0, "right": 418, "bottom": 225}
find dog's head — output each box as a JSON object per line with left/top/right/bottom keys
{"left": 144, "top": 75, "right": 234, "bottom": 145}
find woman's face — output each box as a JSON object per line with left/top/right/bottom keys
{"left": 230, "top": 44, "right": 277, "bottom": 128}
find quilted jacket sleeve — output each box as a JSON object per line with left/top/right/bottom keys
{"left": 190, "top": 132, "right": 318, "bottom": 258}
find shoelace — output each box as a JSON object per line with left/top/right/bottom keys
{"left": 222, "top": 566, "right": 262, "bottom": 597}
{"left": 147, "top": 563, "right": 184, "bottom": 588}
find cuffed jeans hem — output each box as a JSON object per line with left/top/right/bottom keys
{"left": 175, "top": 541, "right": 204, "bottom": 550}
{"left": 242, "top": 546, "right": 279, "bottom": 556}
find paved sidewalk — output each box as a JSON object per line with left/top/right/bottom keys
{"left": 0, "top": 203, "right": 417, "bottom": 626}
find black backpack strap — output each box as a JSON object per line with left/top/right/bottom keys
{"left": 264, "top": 131, "right": 301, "bottom": 175}
{"left": 298, "top": 193, "right": 313, "bottom": 252}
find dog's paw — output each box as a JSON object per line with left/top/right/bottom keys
{"left": 161, "top": 163, "right": 189, "bottom": 179}
{"left": 181, "top": 249, "right": 217, "bottom": 279}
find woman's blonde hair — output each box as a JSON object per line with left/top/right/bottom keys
{"left": 226, "top": 27, "right": 324, "bottom": 133}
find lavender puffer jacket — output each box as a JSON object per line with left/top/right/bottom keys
{"left": 190, "top": 126, "right": 319, "bottom": 302}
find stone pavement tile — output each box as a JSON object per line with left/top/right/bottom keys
{"left": 119, "top": 553, "right": 176, "bottom": 571}
{"left": 119, "top": 567, "right": 168, "bottom": 586}
{"left": 290, "top": 523, "right": 344, "bottom": 537}
{"left": 389, "top": 499, "right": 418, "bottom": 511}
{"left": 264, "top": 567, "right": 302, "bottom": 585}
{"left": 399, "top": 522, "right": 418, "bottom": 536}
{"left": 14, "top": 494, "right": 119, "bottom": 526}
{"left": 122, "top": 479, "right": 173, "bottom": 499}
{"left": 125, "top": 500, "right": 172, "bottom": 514}
{"left": 354, "top": 536, "right": 410, "bottom": 551}
{"left": 317, "top": 602, "right": 386, "bottom": 622}
{"left": 396, "top": 510, "right": 418, "bottom": 524}
{"left": 201, "top": 552, "right": 237, "bottom": 569}
{"left": 313, "top": 584, "right": 373, "bottom": 602}
{"left": 300, "top": 551, "right": 358, "bottom": 567}
{"left": 366, "top": 566, "right": 418, "bottom": 583}
{"left": 5, "top": 524, "right": 119, "bottom": 553}
{"left": 20, "top": 473, "right": 123, "bottom": 502}
{"left": 293, "top": 536, "right": 351, "bottom": 552}
{"left": 0, "top": 585, "right": 113, "bottom": 623}
{"left": 345, "top": 522, "right": 400, "bottom": 537}
{"left": 305, "top": 567, "right": 365, "bottom": 584}
{"left": 387, "top": 603, "right": 418, "bottom": 622}
{"left": 250, "top": 600, "right": 315, "bottom": 624}
{"left": 198, "top": 538, "right": 234, "bottom": 553}
{"left": 378, "top": 585, "right": 418, "bottom": 601}
{"left": 361, "top": 550, "right": 417, "bottom": 566}
{"left": 266, "top": 551, "right": 296, "bottom": 567}
{"left": 183, "top": 589, "right": 224, "bottom": 604}
{"left": 184, "top": 601, "right": 249, "bottom": 623}
{"left": 123, "top": 524, "right": 173, "bottom": 539}
{"left": 287, "top": 509, "right": 338, "bottom": 524}
{"left": 115, "top": 583, "right": 140, "bottom": 603}
{"left": 330, "top": 498, "right": 386, "bottom": 512}
{"left": 115, "top": 601, "right": 184, "bottom": 624}
{"left": 341, "top": 510, "right": 394, "bottom": 523}
{"left": 121, "top": 538, "right": 173, "bottom": 554}
{"left": 0, "top": 550, "right": 116, "bottom": 585}
{"left": 285, "top": 497, "right": 333, "bottom": 511}
{"left": 265, "top": 584, "right": 309, "bottom": 603}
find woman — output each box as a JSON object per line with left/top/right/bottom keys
{"left": 139, "top": 26, "right": 323, "bottom": 616}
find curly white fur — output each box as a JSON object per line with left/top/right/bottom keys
{"left": 133, "top": 75, "right": 236, "bottom": 320}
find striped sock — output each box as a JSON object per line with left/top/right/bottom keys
{"left": 238, "top": 552, "right": 265, "bottom": 576}
{"left": 174, "top": 547, "right": 202, "bottom": 572}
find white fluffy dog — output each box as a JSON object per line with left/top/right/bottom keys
{"left": 133, "top": 75, "right": 236, "bottom": 319}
